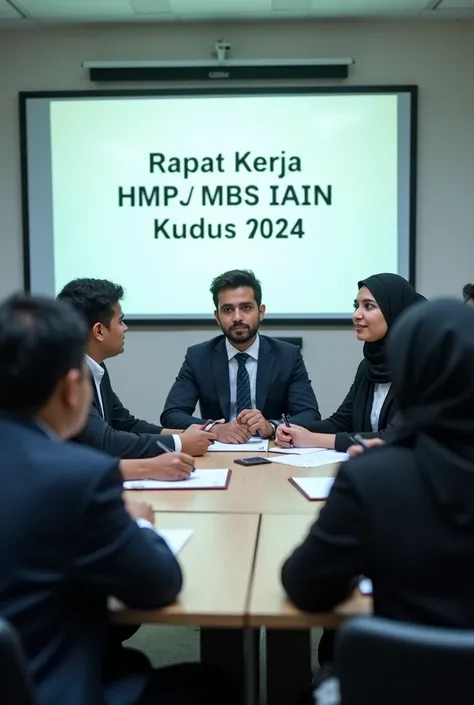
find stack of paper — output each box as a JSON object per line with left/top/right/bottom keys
{"left": 289, "top": 476, "right": 335, "bottom": 500}
{"left": 269, "top": 450, "right": 348, "bottom": 468}
{"left": 123, "top": 468, "right": 231, "bottom": 490}
{"left": 208, "top": 438, "right": 269, "bottom": 452}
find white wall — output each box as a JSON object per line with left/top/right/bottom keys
{"left": 1, "top": 20, "right": 473, "bottom": 422}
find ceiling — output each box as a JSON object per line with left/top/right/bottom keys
{"left": 0, "top": 0, "right": 473, "bottom": 23}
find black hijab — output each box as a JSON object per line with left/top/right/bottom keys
{"left": 358, "top": 273, "right": 425, "bottom": 384}
{"left": 389, "top": 299, "right": 474, "bottom": 526}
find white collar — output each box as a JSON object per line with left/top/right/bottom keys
{"left": 85, "top": 355, "right": 105, "bottom": 384}
{"left": 225, "top": 334, "right": 260, "bottom": 362}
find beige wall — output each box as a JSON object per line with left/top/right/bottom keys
{"left": 1, "top": 20, "right": 473, "bottom": 421}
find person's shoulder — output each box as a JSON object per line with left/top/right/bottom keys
{"left": 186, "top": 335, "right": 224, "bottom": 357}
{"left": 341, "top": 444, "right": 414, "bottom": 489}
{"left": 42, "top": 439, "right": 118, "bottom": 491}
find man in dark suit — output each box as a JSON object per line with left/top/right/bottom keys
{"left": 0, "top": 294, "right": 231, "bottom": 705}
{"left": 161, "top": 270, "right": 320, "bottom": 443}
{"left": 58, "top": 278, "right": 215, "bottom": 480}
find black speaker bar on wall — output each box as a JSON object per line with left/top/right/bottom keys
{"left": 83, "top": 59, "right": 353, "bottom": 83}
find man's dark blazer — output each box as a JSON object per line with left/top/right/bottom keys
{"left": 76, "top": 364, "right": 176, "bottom": 457}
{"left": 161, "top": 334, "right": 321, "bottom": 429}
{"left": 0, "top": 414, "right": 182, "bottom": 705}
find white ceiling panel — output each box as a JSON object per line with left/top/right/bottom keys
{"left": 13, "top": 0, "right": 141, "bottom": 19}
{"left": 0, "top": 1, "right": 23, "bottom": 18}
{"left": 436, "top": 0, "right": 474, "bottom": 7}
{"left": 170, "top": 0, "right": 428, "bottom": 16}
{"left": 306, "top": 0, "right": 428, "bottom": 11}
{"left": 4, "top": 0, "right": 473, "bottom": 23}
{"left": 130, "top": 0, "right": 172, "bottom": 13}
{"left": 171, "top": 0, "right": 272, "bottom": 17}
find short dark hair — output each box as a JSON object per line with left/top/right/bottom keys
{"left": 462, "top": 283, "right": 474, "bottom": 303}
{"left": 0, "top": 294, "right": 88, "bottom": 415}
{"left": 210, "top": 270, "right": 262, "bottom": 309}
{"left": 57, "top": 278, "right": 124, "bottom": 329}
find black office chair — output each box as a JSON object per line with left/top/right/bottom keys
{"left": 335, "top": 616, "right": 474, "bottom": 705}
{"left": 0, "top": 618, "right": 35, "bottom": 705}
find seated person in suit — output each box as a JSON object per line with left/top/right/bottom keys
{"left": 0, "top": 293, "right": 233, "bottom": 705}
{"left": 58, "top": 278, "right": 216, "bottom": 480}
{"left": 463, "top": 282, "right": 474, "bottom": 306}
{"left": 161, "top": 269, "right": 321, "bottom": 443}
{"left": 276, "top": 273, "right": 424, "bottom": 452}
{"left": 282, "top": 299, "right": 474, "bottom": 704}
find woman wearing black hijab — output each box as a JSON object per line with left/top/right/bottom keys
{"left": 282, "top": 300, "right": 474, "bottom": 702}
{"left": 276, "top": 272, "right": 424, "bottom": 452}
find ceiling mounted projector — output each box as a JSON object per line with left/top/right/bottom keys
{"left": 82, "top": 58, "right": 354, "bottom": 83}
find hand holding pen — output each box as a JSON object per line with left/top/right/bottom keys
{"left": 281, "top": 413, "right": 294, "bottom": 448}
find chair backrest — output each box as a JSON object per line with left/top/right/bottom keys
{"left": 0, "top": 618, "right": 35, "bottom": 705}
{"left": 274, "top": 337, "right": 303, "bottom": 349}
{"left": 336, "top": 616, "right": 474, "bottom": 705}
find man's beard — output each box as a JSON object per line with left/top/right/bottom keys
{"left": 223, "top": 322, "right": 259, "bottom": 345}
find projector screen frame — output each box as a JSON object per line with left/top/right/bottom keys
{"left": 19, "top": 84, "right": 418, "bottom": 327}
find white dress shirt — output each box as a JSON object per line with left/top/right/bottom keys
{"left": 85, "top": 355, "right": 181, "bottom": 450}
{"left": 370, "top": 382, "right": 391, "bottom": 431}
{"left": 226, "top": 335, "right": 260, "bottom": 422}
{"left": 85, "top": 355, "right": 105, "bottom": 417}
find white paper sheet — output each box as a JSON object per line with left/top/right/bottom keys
{"left": 269, "top": 447, "right": 327, "bottom": 456}
{"left": 123, "top": 468, "right": 230, "bottom": 490}
{"left": 158, "top": 528, "right": 194, "bottom": 556}
{"left": 290, "top": 476, "right": 335, "bottom": 500}
{"left": 208, "top": 438, "right": 269, "bottom": 452}
{"left": 269, "top": 450, "right": 348, "bottom": 468}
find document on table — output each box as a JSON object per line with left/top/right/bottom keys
{"left": 158, "top": 528, "right": 194, "bottom": 556}
{"left": 208, "top": 438, "right": 269, "bottom": 452}
{"left": 123, "top": 468, "right": 231, "bottom": 490}
{"left": 269, "top": 450, "right": 348, "bottom": 468}
{"left": 269, "top": 447, "right": 327, "bottom": 456}
{"left": 108, "top": 528, "right": 193, "bottom": 612}
{"left": 289, "top": 476, "right": 335, "bottom": 500}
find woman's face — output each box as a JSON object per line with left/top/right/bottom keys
{"left": 353, "top": 286, "right": 388, "bottom": 342}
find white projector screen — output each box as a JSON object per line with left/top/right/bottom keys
{"left": 20, "top": 87, "right": 417, "bottom": 323}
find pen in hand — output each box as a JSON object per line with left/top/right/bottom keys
{"left": 281, "top": 413, "right": 294, "bottom": 448}
{"left": 156, "top": 440, "right": 195, "bottom": 473}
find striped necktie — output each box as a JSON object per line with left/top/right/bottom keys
{"left": 235, "top": 353, "right": 251, "bottom": 416}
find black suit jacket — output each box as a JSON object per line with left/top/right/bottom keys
{"left": 0, "top": 415, "right": 182, "bottom": 705}
{"left": 307, "top": 360, "right": 402, "bottom": 451}
{"left": 76, "top": 364, "right": 176, "bottom": 458}
{"left": 282, "top": 445, "right": 474, "bottom": 628}
{"left": 161, "top": 334, "right": 320, "bottom": 429}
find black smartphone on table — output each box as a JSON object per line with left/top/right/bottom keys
{"left": 234, "top": 457, "right": 272, "bottom": 466}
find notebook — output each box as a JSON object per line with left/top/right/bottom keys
{"left": 269, "top": 450, "right": 348, "bottom": 468}
{"left": 123, "top": 468, "right": 231, "bottom": 490}
{"left": 289, "top": 476, "right": 335, "bottom": 500}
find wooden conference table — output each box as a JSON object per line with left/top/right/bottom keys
{"left": 117, "top": 445, "right": 372, "bottom": 705}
